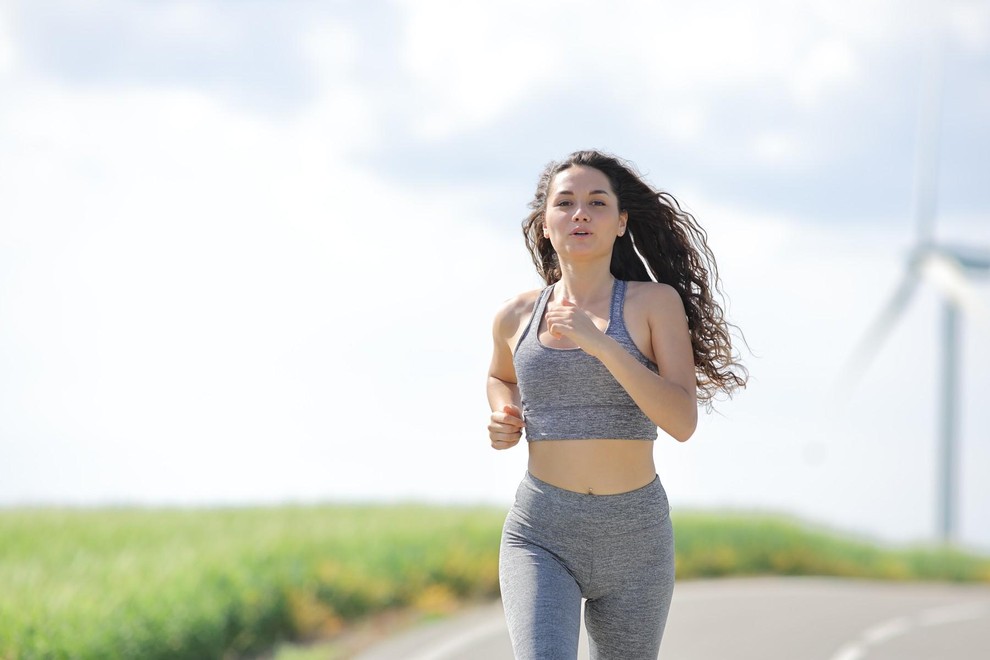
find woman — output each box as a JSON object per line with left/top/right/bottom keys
{"left": 487, "top": 150, "right": 747, "bottom": 659}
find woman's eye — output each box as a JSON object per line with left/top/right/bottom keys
{"left": 555, "top": 200, "right": 572, "bottom": 206}
{"left": 591, "top": 200, "right": 606, "bottom": 206}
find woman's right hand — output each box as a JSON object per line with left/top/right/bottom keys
{"left": 489, "top": 404, "right": 525, "bottom": 450}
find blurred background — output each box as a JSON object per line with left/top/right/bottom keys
{"left": 0, "top": 0, "right": 987, "bottom": 551}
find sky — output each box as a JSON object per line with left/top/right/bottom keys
{"left": 1, "top": 0, "right": 989, "bottom": 550}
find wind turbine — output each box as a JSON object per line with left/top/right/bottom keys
{"left": 833, "top": 11, "right": 990, "bottom": 544}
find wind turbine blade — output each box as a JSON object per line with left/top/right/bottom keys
{"left": 920, "top": 252, "right": 990, "bottom": 325}
{"left": 909, "top": 6, "right": 946, "bottom": 246}
{"left": 944, "top": 243, "right": 990, "bottom": 272}
{"left": 831, "top": 271, "right": 919, "bottom": 402}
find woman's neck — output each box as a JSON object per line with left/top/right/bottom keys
{"left": 556, "top": 264, "right": 615, "bottom": 307}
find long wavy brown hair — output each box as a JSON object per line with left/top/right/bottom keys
{"left": 523, "top": 150, "right": 749, "bottom": 408}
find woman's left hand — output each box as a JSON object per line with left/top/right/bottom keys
{"left": 544, "top": 298, "right": 608, "bottom": 357}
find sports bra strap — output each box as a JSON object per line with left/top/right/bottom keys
{"left": 608, "top": 279, "right": 627, "bottom": 333}
{"left": 528, "top": 286, "right": 553, "bottom": 336}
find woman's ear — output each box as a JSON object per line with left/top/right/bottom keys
{"left": 618, "top": 211, "right": 628, "bottom": 236}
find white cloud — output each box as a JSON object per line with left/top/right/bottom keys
{"left": 751, "top": 130, "right": 802, "bottom": 165}
{"left": 664, "top": 104, "right": 707, "bottom": 143}
{"left": 0, "top": 6, "right": 14, "bottom": 76}
{"left": 791, "top": 38, "right": 862, "bottom": 108}
{"left": 947, "top": 0, "right": 990, "bottom": 52}
{"left": 0, "top": 67, "right": 541, "bottom": 505}
{"left": 393, "top": 0, "right": 846, "bottom": 138}
{"left": 151, "top": 1, "right": 218, "bottom": 40}
{"left": 394, "top": 0, "right": 562, "bottom": 139}
{"left": 300, "top": 19, "right": 360, "bottom": 85}
{"left": 391, "top": 0, "right": 940, "bottom": 150}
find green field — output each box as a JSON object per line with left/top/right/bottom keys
{"left": 1, "top": 505, "right": 987, "bottom": 659}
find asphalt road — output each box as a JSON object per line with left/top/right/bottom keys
{"left": 354, "top": 577, "right": 990, "bottom": 659}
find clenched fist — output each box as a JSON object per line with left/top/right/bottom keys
{"left": 489, "top": 404, "right": 525, "bottom": 449}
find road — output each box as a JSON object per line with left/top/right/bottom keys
{"left": 354, "top": 577, "right": 990, "bottom": 659}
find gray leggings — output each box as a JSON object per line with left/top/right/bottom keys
{"left": 499, "top": 472, "right": 676, "bottom": 660}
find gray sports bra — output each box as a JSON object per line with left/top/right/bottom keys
{"left": 512, "top": 279, "right": 660, "bottom": 441}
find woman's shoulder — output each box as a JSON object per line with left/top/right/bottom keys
{"left": 492, "top": 288, "right": 544, "bottom": 336}
{"left": 625, "top": 280, "right": 687, "bottom": 315}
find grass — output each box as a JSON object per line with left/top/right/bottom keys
{"left": 0, "top": 505, "right": 987, "bottom": 659}
{"left": 0, "top": 505, "right": 503, "bottom": 660}
{"left": 672, "top": 511, "right": 990, "bottom": 582}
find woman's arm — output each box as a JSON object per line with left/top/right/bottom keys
{"left": 544, "top": 283, "right": 698, "bottom": 441}
{"left": 486, "top": 297, "right": 529, "bottom": 449}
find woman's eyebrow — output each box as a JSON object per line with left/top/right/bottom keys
{"left": 553, "top": 190, "right": 611, "bottom": 196}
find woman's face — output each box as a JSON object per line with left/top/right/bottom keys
{"left": 543, "top": 165, "right": 627, "bottom": 260}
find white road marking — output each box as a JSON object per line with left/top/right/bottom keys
{"left": 826, "top": 600, "right": 990, "bottom": 660}
{"left": 405, "top": 617, "right": 508, "bottom": 660}
{"left": 828, "top": 643, "right": 865, "bottom": 660}
{"left": 861, "top": 616, "right": 910, "bottom": 644}
{"left": 918, "top": 601, "right": 989, "bottom": 627}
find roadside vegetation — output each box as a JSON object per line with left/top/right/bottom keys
{"left": 1, "top": 505, "right": 987, "bottom": 659}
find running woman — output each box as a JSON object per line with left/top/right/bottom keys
{"left": 487, "top": 150, "right": 747, "bottom": 659}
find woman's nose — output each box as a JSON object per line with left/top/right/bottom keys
{"left": 572, "top": 205, "right": 591, "bottom": 221}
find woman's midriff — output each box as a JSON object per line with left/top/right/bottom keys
{"left": 527, "top": 439, "right": 657, "bottom": 495}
